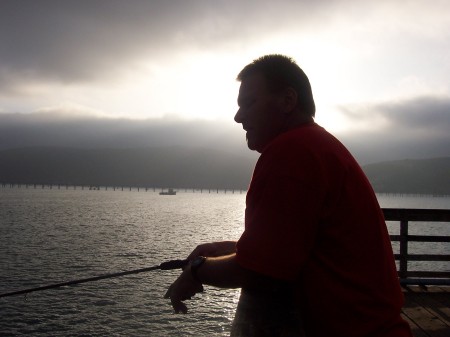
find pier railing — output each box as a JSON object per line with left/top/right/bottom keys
{"left": 382, "top": 208, "right": 450, "bottom": 286}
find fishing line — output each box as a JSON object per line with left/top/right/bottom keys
{"left": 0, "top": 259, "right": 188, "bottom": 298}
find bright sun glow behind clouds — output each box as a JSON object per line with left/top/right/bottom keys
{"left": 143, "top": 52, "right": 243, "bottom": 121}
{"left": 112, "top": 39, "right": 361, "bottom": 132}
{"left": 29, "top": 27, "right": 368, "bottom": 132}
{"left": 1, "top": 0, "right": 448, "bottom": 138}
{"left": 71, "top": 51, "right": 244, "bottom": 122}
{"left": 19, "top": 40, "right": 376, "bottom": 133}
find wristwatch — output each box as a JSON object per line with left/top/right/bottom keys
{"left": 190, "top": 256, "right": 206, "bottom": 283}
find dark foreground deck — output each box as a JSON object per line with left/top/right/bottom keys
{"left": 383, "top": 208, "right": 450, "bottom": 335}
{"left": 402, "top": 286, "right": 450, "bottom": 337}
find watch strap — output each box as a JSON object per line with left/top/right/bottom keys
{"left": 190, "top": 256, "right": 206, "bottom": 283}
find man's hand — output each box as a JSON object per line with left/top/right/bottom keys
{"left": 164, "top": 266, "right": 204, "bottom": 314}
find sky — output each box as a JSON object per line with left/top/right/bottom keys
{"left": 0, "top": 0, "right": 449, "bottom": 164}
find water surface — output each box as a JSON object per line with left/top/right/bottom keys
{"left": 0, "top": 188, "right": 448, "bottom": 336}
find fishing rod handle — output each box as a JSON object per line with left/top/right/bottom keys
{"left": 159, "top": 259, "right": 189, "bottom": 270}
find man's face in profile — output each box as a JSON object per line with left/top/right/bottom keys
{"left": 235, "top": 72, "right": 286, "bottom": 153}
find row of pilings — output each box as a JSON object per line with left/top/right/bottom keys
{"left": 3, "top": 183, "right": 447, "bottom": 197}
{"left": 0, "top": 183, "right": 245, "bottom": 194}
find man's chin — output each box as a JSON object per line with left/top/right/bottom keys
{"left": 246, "top": 138, "right": 254, "bottom": 150}
{"left": 246, "top": 140, "right": 261, "bottom": 153}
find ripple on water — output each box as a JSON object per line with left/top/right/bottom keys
{"left": 0, "top": 189, "right": 245, "bottom": 336}
{"left": 3, "top": 189, "right": 445, "bottom": 336}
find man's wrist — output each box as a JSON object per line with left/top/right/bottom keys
{"left": 190, "top": 256, "right": 206, "bottom": 283}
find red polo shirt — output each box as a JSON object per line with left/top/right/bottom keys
{"left": 236, "top": 123, "right": 412, "bottom": 337}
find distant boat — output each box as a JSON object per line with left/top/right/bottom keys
{"left": 159, "top": 188, "right": 176, "bottom": 195}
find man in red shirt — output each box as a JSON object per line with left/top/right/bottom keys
{"left": 164, "top": 54, "right": 412, "bottom": 337}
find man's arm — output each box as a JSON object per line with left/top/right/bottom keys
{"left": 187, "top": 241, "right": 237, "bottom": 260}
{"left": 164, "top": 253, "right": 270, "bottom": 313}
{"left": 195, "top": 253, "right": 256, "bottom": 288}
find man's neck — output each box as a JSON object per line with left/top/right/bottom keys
{"left": 283, "top": 113, "right": 314, "bottom": 133}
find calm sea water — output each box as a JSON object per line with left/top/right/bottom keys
{"left": 0, "top": 187, "right": 449, "bottom": 337}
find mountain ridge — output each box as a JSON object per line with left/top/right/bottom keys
{"left": 362, "top": 156, "right": 450, "bottom": 195}
{"left": 0, "top": 146, "right": 257, "bottom": 190}
{"left": 0, "top": 147, "right": 448, "bottom": 195}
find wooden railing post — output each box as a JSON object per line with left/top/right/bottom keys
{"left": 399, "top": 219, "right": 408, "bottom": 279}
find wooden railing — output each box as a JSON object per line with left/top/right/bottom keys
{"left": 382, "top": 208, "right": 450, "bottom": 286}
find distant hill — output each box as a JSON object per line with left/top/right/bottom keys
{"left": 0, "top": 147, "right": 448, "bottom": 195}
{"left": 0, "top": 147, "right": 257, "bottom": 190}
{"left": 362, "top": 157, "right": 450, "bottom": 195}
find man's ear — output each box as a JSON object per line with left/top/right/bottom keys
{"left": 282, "top": 87, "right": 298, "bottom": 114}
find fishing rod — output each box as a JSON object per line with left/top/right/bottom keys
{"left": 0, "top": 258, "right": 189, "bottom": 299}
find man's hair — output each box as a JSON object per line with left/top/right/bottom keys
{"left": 236, "top": 54, "right": 315, "bottom": 117}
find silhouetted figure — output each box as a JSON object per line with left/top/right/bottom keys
{"left": 164, "top": 55, "right": 412, "bottom": 337}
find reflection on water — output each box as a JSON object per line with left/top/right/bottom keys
{"left": 0, "top": 189, "right": 245, "bottom": 336}
{"left": 0, "top": 188, "right": 448, "bottom": 336}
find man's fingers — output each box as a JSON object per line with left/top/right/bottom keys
{"left": 171, "top": 298, "right": 188, "bottom": 314}
{"left": 164, "top": 271, "right": 205, "bottom": 314}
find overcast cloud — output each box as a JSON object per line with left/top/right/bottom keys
{"left": 1, "top": 94, "right": 448, "bottom": 165}
{"left": 0, "top": 0, "right": 328, "bottom": 89}
{"left": 338, "top": 95, "right": 450, "bottom": 163}
{"left": 0, "top": 0, "right": 449, "bottom": 164}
